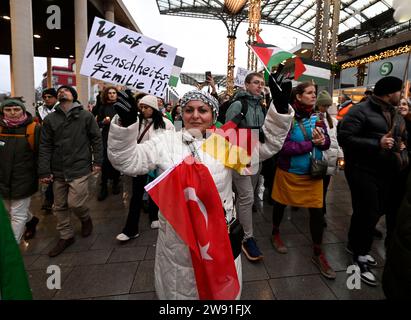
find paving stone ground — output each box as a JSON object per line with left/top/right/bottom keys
{"left": 21, "top": 172, "right": 386, "bottom": 300}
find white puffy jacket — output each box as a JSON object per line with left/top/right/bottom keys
{"left": 321, "top": 113, "right": 344, "bottom": 176}
{"left": 107, "top": 102, "right": 294, "bottom": 299}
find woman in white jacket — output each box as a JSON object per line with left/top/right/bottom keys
{"left": 108, "top": 89, "right": 294, "bottom": 300}
{"left": 116, "top": 95, "right": 174, "bottom": 241}
{"left": 315, "top": 90, "right": 344, "bottom": 217}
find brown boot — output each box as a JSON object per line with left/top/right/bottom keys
{"left": 312, "top": 253, "right": 337, "bottom": 280}
{"left": 271, "top": 233, "right": 288, "bottom": 254}
{"left": 81, "top": 218, "right": 93, "bottom": 237}
{"left": 48, "top": 238, "right": 75, "bottom": 257}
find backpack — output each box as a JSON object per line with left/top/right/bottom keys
{"left": 0, "top": 122, "right": 37, "bottom": 152}
{"left": 219, "top": 96, "right": 267, "bottom": 125}
{"left": 221, "top": 96, "right": 267, "bottom": 143}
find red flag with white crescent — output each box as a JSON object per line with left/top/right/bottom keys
{"left": 145, "top": 156, "right": 240, "bottom": 300}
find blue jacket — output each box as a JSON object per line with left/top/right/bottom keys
{"left": 277, "top": 114, "right": 330, "bottom": 175}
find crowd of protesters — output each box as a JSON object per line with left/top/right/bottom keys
{"left": 1, "top": 71, "right": 411, "bottom": 299}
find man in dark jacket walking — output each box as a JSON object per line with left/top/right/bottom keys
{"left": 38, "top": 86, "right": 103, "bottom": 257}
{"left": 338, "top": 76, "right": 406, "bottom": 286}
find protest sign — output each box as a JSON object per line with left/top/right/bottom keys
{"left": 80, "top": 17, "right": 177, "bottom": 98}
{"left": 234, "top": 67, "right": 252, "bottom": 87}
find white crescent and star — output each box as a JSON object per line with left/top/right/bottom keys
{"left": 184, "top": 187, "right": 213, "bottom": 261}
{"left": 184, "top": 187, "right": 208, "bottom": 228}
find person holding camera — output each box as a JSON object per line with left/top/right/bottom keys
{"left": 270, "top": 82, "right": 335, "bottom": 280}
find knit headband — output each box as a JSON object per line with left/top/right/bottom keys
{"left": 180, "top": 90, "right": 219, "bottom": 116}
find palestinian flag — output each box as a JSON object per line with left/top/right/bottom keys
{"left": 168, "top": 55, "right": 185, "bottom": 87}
{"left": 201, "top": 115, "right": 259, "bottom": 176}
{"left": 0, "top": 197, "right": 32, "bottom": 300}
{"left": 249, "top": 34, "right": 306, "bottom": 80}
{"left": 146, "top": 156, "right": 240, "bottom": 299}
{"left": 295, "top": 57, "right": 331, "bottom": 86}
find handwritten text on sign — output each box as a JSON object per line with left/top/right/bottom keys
{"left": 80, "top": 18, "right": 177, "bottom": 97}
{"left": 234, "top": 67, "right": 252, "bottom": 88}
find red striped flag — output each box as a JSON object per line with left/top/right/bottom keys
{"left": 146, "top": 157, "right": 240, "bottom": 299}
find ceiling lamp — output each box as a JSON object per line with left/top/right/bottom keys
{"left": 224, "top": 0, "right": 247, "bottom": 14}
{"left": 33, "top": 34, "right": 41, "bottom": 38}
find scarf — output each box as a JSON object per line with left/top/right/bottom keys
{"left": 3, "top": 113, "right": 28, "bottom": 127}
{"left": 292, "top": 101, "right": 314, "bottom": 120}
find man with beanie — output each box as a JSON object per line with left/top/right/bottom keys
{"left": 38, "top": 88, "right": 58, "bottom": 122}
{"left": 38, "top": 88, "right": 58, "bottom": 214}
{"left": 336, "top": 93, "right": 354, "bottom": 121}
{"left": 38, "top": 85, "right": 103, "bottom": 257}
{"left": 338, "top": 76, "right": 406, "bottom": 287}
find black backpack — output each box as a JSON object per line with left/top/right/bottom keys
{"left": 220, "top": 96, "right": 267, "bottom": 143}
{"left": 219, "top": 96, "right": 267, "bottom": 125}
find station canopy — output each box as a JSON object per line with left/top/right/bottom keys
{"left": 155, "top": 0, "right": 406, "bottom": 49}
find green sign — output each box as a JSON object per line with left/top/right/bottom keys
{"left": 379, "top": 62, "right": 393, "bottom": 76}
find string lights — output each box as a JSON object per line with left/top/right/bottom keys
{"left": 341, "top": 44, "right": 411, "bottom": 69}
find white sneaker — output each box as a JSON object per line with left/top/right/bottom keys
{"left": 116, "top": 233, "right": 139, "bottom": 242}
{"left": 150, "top": 221, "right": 160, "bottom": 229}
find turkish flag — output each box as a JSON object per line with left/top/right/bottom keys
{"left": 146, "top": 156, "right": 240, "bottom": 300}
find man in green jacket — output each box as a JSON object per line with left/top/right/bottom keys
{"left": 225, "top": 72, "right": 266, "bottom": 262}
{"left": 38, "top": 86, "right": 103, "bottom": 257}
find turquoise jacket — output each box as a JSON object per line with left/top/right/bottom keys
{"left": 277, "top": 114, "right": 330, "bottom": 175}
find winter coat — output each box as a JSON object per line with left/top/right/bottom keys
{"left": 338, "top": 95, "right": 408, "bottom": 176}
{"left": 382, "top": 170, "right": 411, "bottom": 299}
{"left": 225, "top": 91, "right": 265, "bottom": 128}
{"left": 277, "top": 113, "right": 330, "bottom": 175}
{"left": 38, "top": 102, "right": 103, "bottom": 181}
{"left": 320, "top": 113, "right": 344, "bottom": 176}
{"left": 0, "top": 113, "right": 41, "bottom": 200}
{"left": 96, "top": 102, "right": 118, "bottom": 149}
{"left": 107, "top": 102, "right": 294, "bottom": 299}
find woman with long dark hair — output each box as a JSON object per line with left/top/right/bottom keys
{"left": 116, "top": 95, "right": 174, "bottom": 241}
{"left": 96, "top": 86, "right": 121, "bottom": 201}
{"left": 270, "top": 82, "right": 336, "bottom": 280}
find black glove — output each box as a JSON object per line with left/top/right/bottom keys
{"left": 268, "top": 73, "right": 292, "bottom": 114}
{"left": 113, "top": 90, "right": 138, "bottom": 127}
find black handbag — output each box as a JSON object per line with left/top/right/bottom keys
{"left": 228, "top": 218, "right": 244, "bottom": 259}
{"left": 310, "top": 156, "right": 328, "bottom": 179}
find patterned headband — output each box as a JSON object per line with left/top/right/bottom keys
{"left": 180, "top": 90, "right": 219, "bottom": 116}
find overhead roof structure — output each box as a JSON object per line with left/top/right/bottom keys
{"left": 180, "top": 72, "right": 226, "bottom": 88}
{"left": 155, "top": 0, "right": 407, "bottom": 52}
